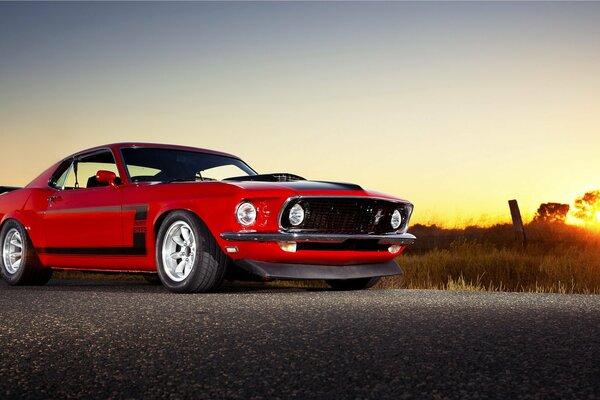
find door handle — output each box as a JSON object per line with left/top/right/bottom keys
{"left": 47, "top": 195, "right": 62, "bottom": 204}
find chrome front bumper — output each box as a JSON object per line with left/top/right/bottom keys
{"left": 220, "top": 232, "right": 416, "bottom": 245}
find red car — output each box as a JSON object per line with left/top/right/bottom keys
{"left": 0, "top": 143, "right": 415, "bottom": 292}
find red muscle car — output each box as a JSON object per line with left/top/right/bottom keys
{"left": 0, "top": 143, "right": 415, "bottom": 292}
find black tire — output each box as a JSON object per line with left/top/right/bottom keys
{"left": 142, "top": 274, "right": 161, "bottom": 285}
{"left": 155, "top": 211, "right": 227, "bottom": 293}
{"left": 0, "top": 219, "right": 52, "bottom": 285}
{"left": 30, "top": 268, "right": 53, "bottom": 285}
{"left": 325, "top": 277, "right": 380, "bottom": 291}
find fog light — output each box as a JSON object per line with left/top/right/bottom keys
{"left": 277, "top": 241, "right": 297, "bottom": 252}
{"left": 388, "top": 244, "right": 402, "bottom": 254}
{"left": 225, "top": 246, "right": 239, "bottom": 254}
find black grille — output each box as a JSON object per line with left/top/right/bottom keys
{"left": 280, "top": 197, "right": 411, "bottom": 234}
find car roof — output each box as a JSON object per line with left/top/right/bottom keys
{"left": 70, "top": 142, "right": 241, "bottom": 160}
{"left": 24, "top": 142, "right": 244, "bottom": 189}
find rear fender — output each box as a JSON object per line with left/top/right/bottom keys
{"left": 1, "top": 188, "right": 49, "bottom": 248}
{"left": 1, "top": 210, "right": 42, "bottom": 246}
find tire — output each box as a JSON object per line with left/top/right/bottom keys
{"left": 155, "top": 211, "right": 227, "bottom": 293}
{"left": 1, "top": 219, "right": 52, "bottom": 285}
{"left": 30, "top": 268, "right": 53, "bottom": 286}
{"left": 325, "top": 277, "right": 380, "bottom": 291}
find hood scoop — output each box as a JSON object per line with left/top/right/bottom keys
{"left": 225, "top": 173, "right": 306, "bottom": 183}
{"left": 225, "top": 174, "right": 363, "bottom": 191}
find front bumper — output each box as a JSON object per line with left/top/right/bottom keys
{"left": 220, "top": 231, "right": 416, "bottom": 245}
{"left": 233, "top": 259, "right": 402, "bottom": 280}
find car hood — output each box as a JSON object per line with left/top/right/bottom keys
{"left": 229, "top": 180, "right": 362, "bottom": 191}
{"left": 220, "top": 179, "right": 406, "bottom": 202}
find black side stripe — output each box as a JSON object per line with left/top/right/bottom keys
{"left": 129, "top": 205, "right": 147, "bottom": 255}
{"left": 38, "top": 205, "right": 148, "bottom": 256}
{"left": 39, "top": 247, "right": 146, "bottom": 256}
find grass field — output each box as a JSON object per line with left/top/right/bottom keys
{"left": 384, "top": 240, "right": 600, "bottom": 294}
{"left": 384, "top": 222, "right": 600, "bottom": 294}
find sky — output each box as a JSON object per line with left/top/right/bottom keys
{"left": 1, "top": 2, "right": 599, "bottom": 227}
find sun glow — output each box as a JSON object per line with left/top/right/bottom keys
{"left": 534, "top": 190, "right": 600, "bottom": 230}
{"left": 566, "top": 212, "right": 600, "bottom": 228}
{"left": 565, "top": 211, "right": 600, "bottom": 230}
{"left": 561, "top": 190, "right": 600, "bottom": 229}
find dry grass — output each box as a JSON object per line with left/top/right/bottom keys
{"left": 380, "top": 240, "right": 600, "bottom": 294}
{"left": 53, "top": 270, "right": 144, "bottom": 281}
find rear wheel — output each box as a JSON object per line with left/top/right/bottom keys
{"left": 156, "top": 211, "right": 227, "bottom": 293}
{"left": 1, "top": 220, "right": 52, "bottom": 285}
{"left": 326, "top": 277, "right": 380, "bottom": 291}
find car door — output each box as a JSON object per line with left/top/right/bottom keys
{"left": 42, "top": 150, "right": 124, "bottom": 256}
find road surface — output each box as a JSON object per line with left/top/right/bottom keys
{"left": 1, "top": 280, "right": 599, "bottom": 399}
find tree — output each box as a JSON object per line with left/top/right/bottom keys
{"left": 572, "top": 190, "right": 600, "bottom": 224}
{"left": 533, "top": 202, "right": 570, "bottom": 223}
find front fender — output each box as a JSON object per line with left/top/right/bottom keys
{"left": 152, "top": 197, "right": 238, "bottom": 242}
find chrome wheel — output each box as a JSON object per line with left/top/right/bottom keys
{"left": 3, "top": 228, "right": 23, "bottom": 275}
{"left": 161, "top": 221, "right": 197, "bottom": 282}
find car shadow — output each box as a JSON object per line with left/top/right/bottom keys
{"left": 0, "top": 278, "right": 322, "bottom": 294}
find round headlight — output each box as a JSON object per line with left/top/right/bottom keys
{"left": 289, "top": 203, "right": 305, "bottom": 226}
{"left": 236, "top": 202, "right": 257, "bottom": 226}
{"left": 391, "top": 209, "right": 402, "bottom": 230}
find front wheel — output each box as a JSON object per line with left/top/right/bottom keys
{"left": 156, "top": 211, "right": 227, "bottom": 293}
{"left": 1, "top": 220, "right": 52, "bottom": 285}
{"left": 325, "top": 277, "right": 380, "bottom": 291}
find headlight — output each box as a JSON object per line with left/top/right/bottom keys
{"left": 236, "top": 202, "right": 257, "bottom": 226}
{"left": 289, "top": 203, "right": 305, "bottom": 226}
{"left": 391, "top": 209, "right": 402, "bottom": 230}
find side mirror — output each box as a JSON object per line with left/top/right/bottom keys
{"left": 96, "top": 170, "right": 118, "bottom": 188}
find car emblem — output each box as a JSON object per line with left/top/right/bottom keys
{"left": 373, "top": 209, "right": 384, "bottom": 224}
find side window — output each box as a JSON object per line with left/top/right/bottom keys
{"left": 127, "top": 165, "right": 162, "bottom": 182}
{"left": 54, "top": 165, "right": 72, "bottom": 188}
{"left": 61, "top": 151, "right": 121, "bottom": 190}
{"left": 48, "top": 159, "right": 73, "bottom": 189}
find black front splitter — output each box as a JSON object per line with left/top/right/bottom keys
{"left": 233, "top": 259, "right": 402, "bottom": 280}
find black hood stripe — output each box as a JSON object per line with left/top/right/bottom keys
{"left": 233, "top": 180, "right": 363, "bottom": 191}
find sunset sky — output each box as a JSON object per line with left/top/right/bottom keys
{"left": 1, "top": 2, "right": 599, "bottom": 227}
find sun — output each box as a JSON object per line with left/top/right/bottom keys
{"left": 565, "top": 208, "right": 600, "bottom": 228}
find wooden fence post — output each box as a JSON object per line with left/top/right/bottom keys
{"left": 508, "top": 199, "right": 527, "bottom": 248}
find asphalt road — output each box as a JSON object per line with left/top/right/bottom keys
{"left": 0, "top": 280, "right": 599, "bottom": 400}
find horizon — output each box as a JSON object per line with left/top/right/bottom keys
{"left": 1, "top": 2, "right": 599, "bottom": 228}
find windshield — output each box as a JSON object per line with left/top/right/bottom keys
{"left": 121, "top": 147, "right": 256, "bottom": 183}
